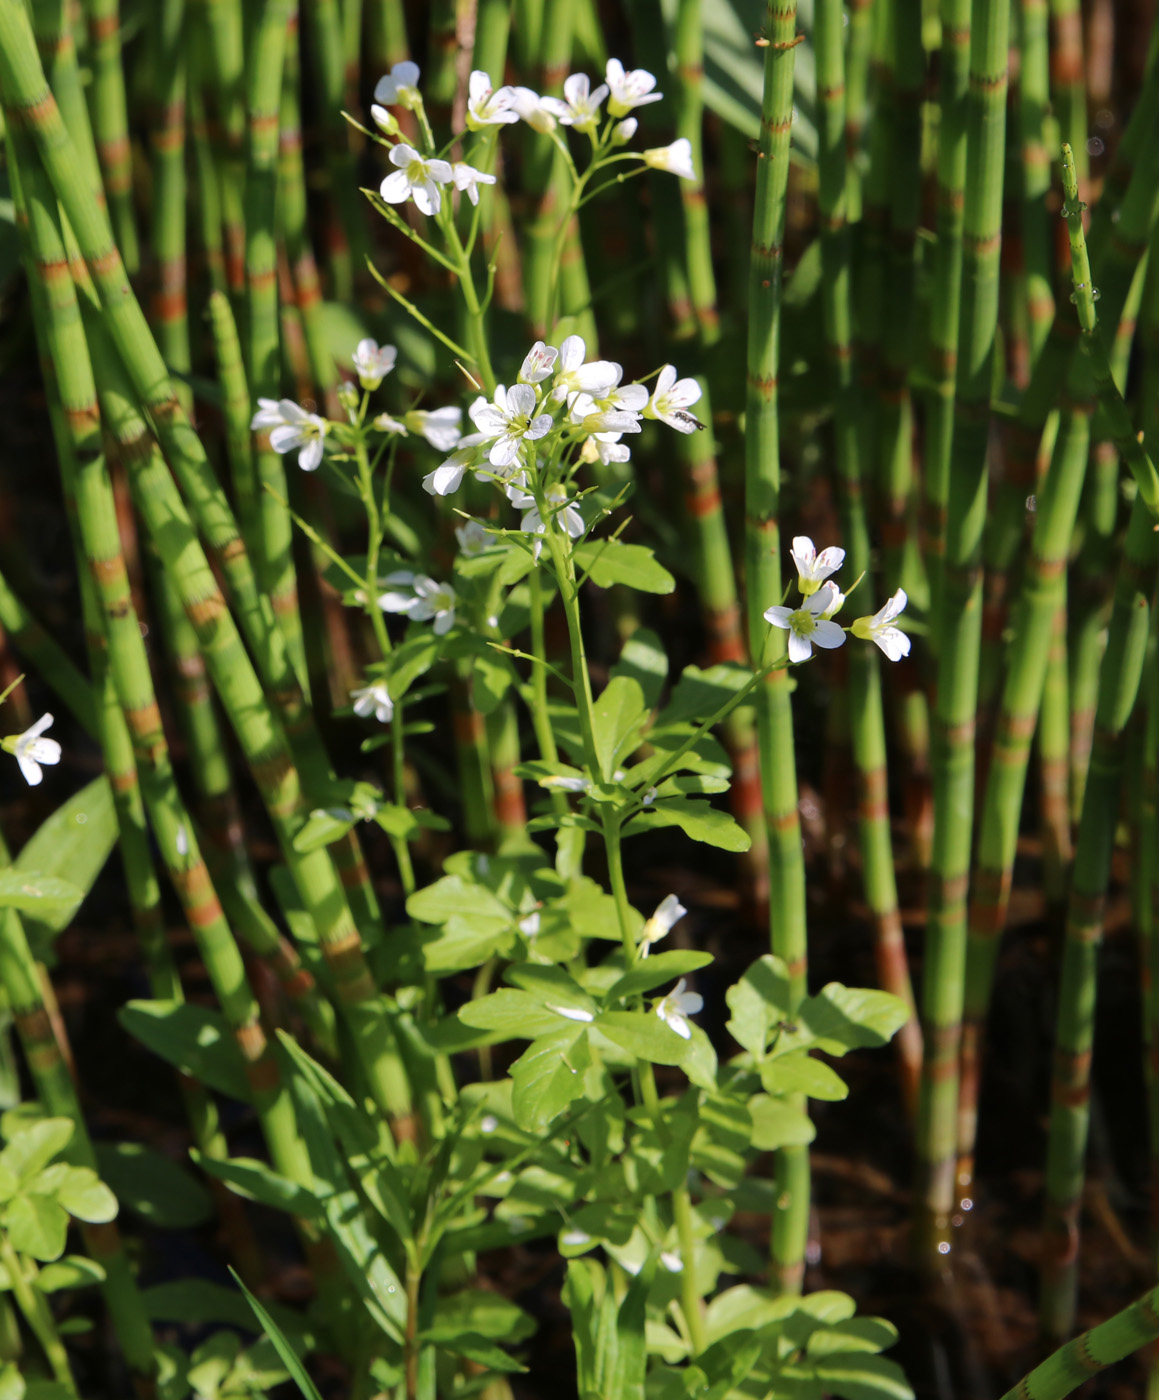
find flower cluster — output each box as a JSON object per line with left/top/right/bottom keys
{"left": 764, "top": 537, "right": 911, "bottom": 664}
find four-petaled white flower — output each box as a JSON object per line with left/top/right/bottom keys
{"left": 378, "top": 571, "right": 458, "bottom": 635}
{"left": 466, "top": 70, "right": 518, "bottom": 129}
{"left": 519, "top": 341, "right": 559, "bottom": 384}
{"left": 423, "top": 434, "right": 485, "bottom": 496}
{"left": 351, "top": 338, "right": 397, "bottom": 391}
{"left": 380, "top": 144, "right": 453, "bottom": 216}
{"left": 509, "top": 86, "right": 557, "bottom": 133}
{"left": 640, "top": 893, "right": 687, "bottom": 957}
{"left": 605, "top": 59, "right": 663, "bottom": 117}
{"left": 790, "top": 536, "right": 845, "bottom": 597}
{"left": 655, "top": 978, "right": 703, "bottom": 1040}
{"left": 469, "top": 383, "right": 554, "bottom": 467}
{"left": 374, "top": 61, "right": 422, "bottom": 110}
{"left": 455, "top": 519, "right": 490, "bottom": 556}
{"left": 373, "top": 411, "right": 408, "bottom": 437}
{"left": 250, "top": 397, "right": 329, "bottom": 471}
{"left": 644, "top": 365, "right": 704, "bottom": 434}
{"left": 642, "top": 138, "right": 696, "bottom": 180}
{"left": 350, "top": 681, "right": 394, "bottom": 724}
{"left": 5, "top": 713, "right": 62, "bottom": 787}
{"left": 551, "top": 335, "right": 620, "bottom": 403}
{"left": 518, "top": 486, "right": 585, "bottom": 561}
{"left": 764, "top": 582, "right": 847, "bottom": 664}
{"left": 542, "top": 73, "right": 609, "bottom": 133}
{"left": 405, "top": 406, "right": 463, "bottom": 451}
{"left": 452, "top": 161, "right": 497, "bottom": 206}
{"left": 851, "top": 588, "right": 911, "bottom": 661}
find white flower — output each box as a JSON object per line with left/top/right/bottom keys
{"left": 644, "top": 365, "right": 703, "bottom": 433}
{"left": 466, "top": 70, "right": 518, "bottom": 129}
{"left": 764, "top": 582, "right": 847, "bottom": 664}
{"left": 590, "top": 435, "right": 631, "bottom": 465}
{"left": 542, "top": 73, "right": 609, "bottom": 133}
{"left": 405, "top": 406, "right": 463, "bottom": 451}
{"left": 251, "top": 397, "right": 328, "bottom": 471}
{"left": 571, "top": 404, "right": 644, "bottom": 436}
{"left": 551, "top": 335, "right": 619, "bottom": 403}
{"left": 350, "top": 682, "right": 394, "bottom": 723}
{"left": 640, "top": 894, "right": 687, "bottom": 957}
{"left": 519, "top": 341, "right": 559, "bottom": 384}
{"left": 660, "top": 1250, "right": 684, "bottom": 1273}
{"left": 820, "top": 587, "right": 845, "bottom": 619}
{"left": 520, "top": 487, "right": 585, "bottom": 561}
{"left": 642, "top": 137, "right": 696, "bottom": 180}
{"left": 373, "top": 411, "right": 409, "bottom": 436}
{"left": 509, "top": 85, "right": 557, "bottom": 133}
{"left": 455, "top": 519, "right": 490, "bottom": 555}
{"left": 423, "top": 434, "right": 485, "bottom": 496}
{"left": 790, "top": 536, "right": 845, "bottom": 597}
{"left": 518, "top": 911, "right": 541, "bottom": 938}
{"left": 655, "top": 978, "right": 703, "bottom": 1040}
{"left": 851, "top": 588, "right": 911, "bottom": 661}
{"left": 374, "top": 61, "right": 422, "bottom": 110}
{"left": 351, "top": 338, "right": 397, "bottom": 391}
{"left": 377, "top": 572, "right": 457, "bottom": 635}
{"left": 380, "top": 145, "right": 453, "bottom": 216}
{"left": 469, "top": 383, "right": 554, "bottom": 467}
{"left": 548, "top": 1004, "right": 594, "bottom": 1024}
{"left": 612, "top": 118, "right": 638, "bottom": 145}
{"left": 605, "top": 59, "right": 662, "bottom": 117}
{"left": 452, "top": 161, "right": 497, "bottom": 206}
{"left": 369, "top": 104, "right": 400, "bottom": 137}
{"left": 6, "top": 713, "right": 62, "bottom": 787}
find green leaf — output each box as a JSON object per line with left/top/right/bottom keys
{"left": 458, "top": 990, "right": 573, "bottom": 1040}
{"left": 231, "top": 1270, "right": 325, "bottom": 1400}
{"left": 726, "top": 955, "right": 791, "bottom": 1058}
{"left": 191, "top": 1151, "right": 321, "bottom": 1219}
{"left": 606, "top": 951, "right": 714, "bottom": 1003}
{"left": 777, "top": 984, "right": 911, "bottom": 1058}
{"left": 812, "top": 1353, "right": 914, "bottom": 1400}
{"left": 0, "top": 1118, "right": 72, "bottom": 1182}
{"left": 386, "top": 631, "right": 441, "bottom": 697}
{"left": 53, "top": 1167, "right": 117, "bottom": 1223}
{"left": 510, "top": 1027, "right": 591, "bottom": 1130}
{"left": 424, "top": 1330, "right": 526, "bottom": 1372}
{"left": 0, "top": 1362, "right": 22, "bottom": 1400}
{"left": 610, "top": 628, "right": 668, "bottom": 710}
{"left": 118, "top": 1002, "right": 252, "bottom": 1103}
{"left": 36, "top": 1256, "right": 106, "bottom": 1293}
{"left": 3, "top": 1193, "right": 68, "bottom": 1260}
{"left": 0, "top": 872, "right": 84, "bottom": 920}
{"left": 807, "top": 1317, "right": 900, "bottom": 1357}
{"left": 592, "top": 1011, "right": 689, "bottom": 1067}
{"left": 373, "top": 804, "right": 450, "bottom": 840}
{"left": 15, "top": 777, "right": 116, "bottom": 942}
{"left": 573, "top": 540, "right": 675, "bottom": 594}
{"left": 429, "top": 1289, "right": 536, "bottom": 1342}
{"left": 625, "top": 798, "right": 751, "bottom": 852}
{"left": 748, "top": 1095, "right": 816, "bottom": 1150}
{"left": 407, "top": 874, "right": 511, "bottom": 926}
{"left": 656, "top": 663, "right": 753, "bottom": 728}
{"left": 419, "top": 916, "right": 514, "bottom": 973}
{"left": 692, "top": 1094, "right": 753, "bottom": 1188}
{"left": 143, "top": 1279, "right": 291, "bottom": 1332}
{"left": 591, "top": 675, "right": 647, "bottom": 780}
{"left": 760, "top": 1053, "right": 848, "bottom": 1101}
{"left": 94, "top": 1142, "right": 212, "bottom": 1228}
{"left": 292, "top": 808, "right": 357, "bottom": 853}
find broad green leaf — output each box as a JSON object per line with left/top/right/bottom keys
{"left": 776, "top": 984, "right": 911, "bottom": 1058}
{"left": 36, "top": 1256, "right": 106, "bottom": 1293}
{"left": 656, "top": 663, "right": 754, "bottom": 728}
{"left": 53, "top": 1167, "right": 117, "bottom": 1223}
{"left": 607, "top": 951, "right": 714, "bottom": 1003}
{"left": 705, "top": 1284, "right": 793, "bottom": 1343}
{"left": 510, "top": 1027, "right": 591, "bottom": 1130}
{"left": 726, "top": 955, "right": 791, "bottom": 1057}
{"left": 592, "top": 1010, "right": 689, "bottom": 1067}
{"left": 0, "top": 1118, "right": 72, "bottom": 1182}
{"left": 386, "top": 630, "right": 441, "bottom": 697}
{"left": 563, "top": 1258, "right": 600, "bottom": 1397}
{"left": 652, "top": 775, "right": 730, "bottom": 798}
{"left": 232, "top": 1270, "right": 325, "bottom": 1400}
{"left": 505, "top": 962, "right": 593, "bottom": 1006}
{"left": 692, "top": 1094, "right": 753, "bottom": 1188}
{"left": 373, "top": 804, "right": 450, "bottom": 840}
{"left": 557, "top": 880, "right": 626, "bottom": 942}
{"left": 625, "top": 798, "right": 751, "bottom": 852}
{"left": 3, "top": 1192, "right": 68, "bottom": 1260}
{"left": 807, "top": 1317, "right": 900, "bottom": 1358}
{"left": 191, "top": 1150, "right": 321, "bottom": 1219}
{"left": 421, "top": 1331, "right": 526, "bottom": 1373}
{"left": 119, "top": 1002, "right": 252, "bottom": 1103}
{"left": 574, "top": 540, "right": 676, "bottom": 594}
{"left": 292, "top": 808, "right": 357, "bottom": 853}
{"left": 760, "top": 1053, "right": 848, "bottom": 1101}
{"left": 610, "top": 628, "right": 668, "bottom": 710}
{"left": 0, "top": 1362, "right": 22, "bottom": 1400}
{"left": 95, "top": 1142, "right": 212, "bottom": 1228}
{"left": 813, "top": 1353, "right": 914, "bottom": 1400}
{"left": 429, "top": 1289, "right": 536, "bottom": 1342}
{"left": 407, "top": 874, "right": 511, "bottom": 925}
{"left": 591, "top": 675, "right": 647, "bottom": 780}
{"left": 607, "top": 1253, "right": 650, "bottom": 1400}
{"left": 22, "top": 1385, "right": 72, "bottom": 1400}
{"left": 0, "top": 872, "right": 84, "bottom": 920}
{"left": 781, "top": 1291, "right": 859, "bottom": 1347}
{"left": 419, "top": 916, "right": 514, "bottom": 973}
{"left": 16, "top": 777, "right": 116, "bottom": 942}
{"left": 748, "top": 1095, "right": 816, "bottom": 1150}
{"left": 459, "top": 990, "right": 574, "bottom": 1040}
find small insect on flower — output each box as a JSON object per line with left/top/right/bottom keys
{"left": 380, "top": 145, "right": 453, "bottom": 216}
{"left": 605, "top": 59, "right": 663, "bottom": 117}
{"left": 641, "top": 137, "right": 696, "bottom": 180}
{"left": 374, "top": 61, "right": 423, "bottom": 110}
{"left": 655, "top": 978, "right": 703, "bottom": 1040}
{"left": 351, "top": 338, "right": 397, "bottom": 391}
{"left": 644, "top": 364, "right": 705, "bottom": 433}
{"left": 469, "top": 384, "right": 555, "bottom": 467}
{"left": 640, "top": 894, "right": 688, "bottom": 957}
{"left": 250, "top": 398, "right": 329, "bottom": 471}
{"left": 4, "top": 713, "right": 62, "bottom": 787}
{"left": 452, "top": 162, "right": 497, "bottom": 206}
{"left": 350, "top": 681, "right": 394, "bottom": 724}
{"left": 790, "top": 535, "right": 846, "bottom": 596}
{"left": 541, "top": 72, "right": 609, "bottom": 133}
{"left": 764, "top": 581, "right": 847, "bottom": 663}
{"left": 465, "top": 70, "right": 519, "bottom": 129}
{"left": 851, "top": 588, "right": 912, "bottom": 661}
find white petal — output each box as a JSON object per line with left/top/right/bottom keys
{"left": 379, "top": 170, "right": 412, "bottom": 203}
{"left": 269, "top": 424, "right": 304, "bottom": 454}
{"left": 15, "top": 752, "right": 42, "bottom": 785}
{"left": 787, "top": 631, "right": 813, "bottom": 664}
{"left": 27, "top": 739, "right": 61, "bottom": 764}
{"left": 489, "top": 435, "right": 521, "bottom": 467}
{"left": 874, "top": 626, "right": 911, "bottom": 661}
{"left": 299, "top": 437, "right": 324, "bottom": 471}
{"left": 812, "top": 620, "right": 846, "bottom": 651}
{"left": 764, "top": 605, "right": 792, "bottom": 629}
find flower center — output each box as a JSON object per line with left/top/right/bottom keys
{"left": 406, "top": 157, "right": 428, "bottom": 182}
{"left": 789, "top": 609, "right": 816, "bottom": 637}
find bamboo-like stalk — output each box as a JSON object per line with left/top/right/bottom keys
{"left": 915, "top": 0, "right": 1010, "bottom": 1264}
{"left": 1002, "top": 1286, "right": 1159, "bottom": 1400}
{"left": 1017, "top": 0, "right": 1053, "bottom": 363}
{"left": 83, "top": 0, "right": 138, "bottom": 272}
{"left": 197, "top": 0, "right": 246, "bottom": 298}
{"left": 843, "top": 0, "right": 874, "bottom": 223}
{"left": 745, "top": 0, "right": 809, "bottom": 1297}
{"left": 367, "top": 0, "right": 410, "bottom": 77}
{"left": 148, "top": 0, "right": 191, "bottom": 411}
{"left": 1038, "top": 598, "right": 1072, "bottom": 909}
{"left": 188, "top": 23, "right": 227, "bottom": 296}
{"left": 32, "top": 0, "right": 101, "bottom": 191}
{"left": 815, "top": 0, "right": 921, "bottom": 1111}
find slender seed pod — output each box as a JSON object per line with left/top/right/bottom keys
{"left": 745, "top": 0, "right": 810, "bottom": 1298}
{"left": 83, "top": 0, "right": 138, "bottom": 271}
{"left": 916, "top": 0, "right": 1011, "bottom": 1265}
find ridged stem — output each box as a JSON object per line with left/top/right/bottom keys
{"left": 83, "top": 0, "right": 138, "bottom": 271}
